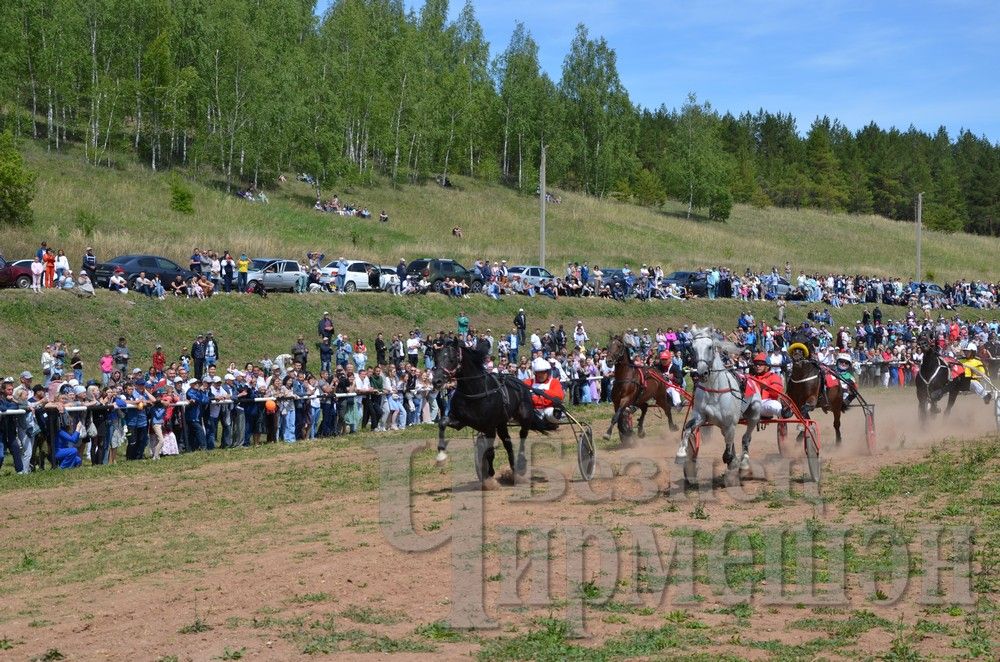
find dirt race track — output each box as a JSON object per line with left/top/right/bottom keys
{"left": 1, "top": 390, "right": 997, "bottom": 661}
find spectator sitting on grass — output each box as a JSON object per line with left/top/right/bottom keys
{"left": 109, "top": 269, "right": 128, "bottom": 293}
{"left": 379, "top": 210, "right": 389, "bottom": 223}
{"left": 75, "top": 273, "right": 95, "bottom": 298}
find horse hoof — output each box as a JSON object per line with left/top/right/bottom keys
{"left": 435, "top": 451, "right": 448, "bottom": 463}
{"left": 725, "top": 470, "right": 741, "bottom": 487}
{"left": 481, "top": 477, "right": 501, "bottom": 491}
{"left": 740, "top": 452, "right": 750, "bottom": 472}
{"left": 637, "top": 430, "right": 646, "bottom": 439}
{"left": 722, "top": 450, "right": 734, "bottom": 466}
{"left": 602, "top": 432, "right": 611, "bottom": 441}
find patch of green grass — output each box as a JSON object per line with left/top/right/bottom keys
{"left": 217, "top": 647, "right": 245, "bottom": 661}
{"left": 340, "top": 605, "right": 404, "bottom": 625}
{"left": 0, "top": 637, "right": 14, "bottom": 650}
{"left": 789, "top": 609, "right": 894, "bottom": 639}
{"left": 834, "top": 440, "right": 1000, "bottom": 511}
{"left": 414, "top": 621, "right": 467, "bottom": 642}
{"left": 288, "top": 592, "right": 332, "bottom": 604}
{"left": 476, "top": 618, "right": 589, "bottom": 661}
{"left": 689, "top": 503, "right": 709, "bottom": 520}
{"left": 32, "top": 650, "right": 65, "bottom": 662}
{"left": 913, "top": 619, "right": 953, "bottom": 635}
{"left": 714, "top": 602, "right": 753, "bottom": 620}
{"left": 348, "top": 635, "right": 435, "bottom": 654}
{"left": 178, "top": 616, "right": 213, "bottom": 634}
{"left": 596, "top": 602, "right": 656, "bottom": 616}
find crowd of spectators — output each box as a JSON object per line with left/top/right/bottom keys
{"left": 11, "top": 241, "right": 1000, "bottom": 313}
{"left": 4, "top": 301, "right": 1000, "bottom": 476}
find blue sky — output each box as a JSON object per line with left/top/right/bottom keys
{"left": 315, "top": 0, "right": 1000, "bottom": 141}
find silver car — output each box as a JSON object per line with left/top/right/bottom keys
{"left": 246, "top": 258, "right": 307, "bottom": 292}
{"left": 507, "top": 265, "right": 556, "bottom": 287}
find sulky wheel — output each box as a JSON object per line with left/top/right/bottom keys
{"left": 804, "top": 423, "right": 821, "bottom": 483}
{"left": 473, "top": 433, "right": 489, "bottom": 482}
{"left": 865, "top": 408, "right": 877, "bottom": 455}
{"left": 577, "top": 425, "right": 596, "bottom": 481}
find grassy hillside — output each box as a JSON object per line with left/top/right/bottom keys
{"left": 7, "top": 142, "right": 1000, "bottom": 282}
{"left": 0, "top": 289, "right": 980, "bottom": 372}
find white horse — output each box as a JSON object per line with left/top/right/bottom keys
{"left": 679, "top": 326, "right": 761, "bottom": 485}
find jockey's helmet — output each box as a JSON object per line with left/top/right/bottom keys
{"left": 752, "top": 352, "right": 767, "bottom": 364}
{"left": 965, "top": 343, "right": 978, "bottom": 354}
{"left": 836, "top": 353, "right": 852, "bottom": 366}
{"left": 531, "top": 357, "right": 551, "bottom": 374}
{"left": 659, "top": 349, "right": 672, "bottom": 363}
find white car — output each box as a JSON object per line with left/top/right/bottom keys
{"left": 508, "top": 265, "right": 556, "bottom": 288}
{"left": 319, "top": 259, "right": 383, "bottom": 292}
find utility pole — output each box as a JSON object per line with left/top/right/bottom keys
{"left": 539, "top": 143, "right": 547, "bottom": 269}
{"left": 915, "top": 192, "right": 923, "bottom": 283}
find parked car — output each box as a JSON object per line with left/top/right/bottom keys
{"left": 662, "top": 270, "right": 709, "bottom": 297}
{"left": 0, "top": 256, "right": 33, "bottom": 289}
{"left": 908, "top": 282, "right": 946, "bottom": 299}
{"left": 245, "top": 258, "right": 307, "bottom": 292}
{"left": 404, "top": 258, "right": 484, "bottom": 293}
{"left": 507, "top": 265, "right": 556, "bottom": 288}
{"left": 10, "top": 259, "right": 33, "bottom": 269}
{"left": 318, "top": 259, "right": 382, "bottom": 292}
{"left": 94, "top": 254, "right": 195, "bottom": 288}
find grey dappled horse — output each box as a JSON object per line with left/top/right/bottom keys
{"left": 680, "top": 326, "right": 761, "bottom": 485}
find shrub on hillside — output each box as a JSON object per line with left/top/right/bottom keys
{"left": 170, "top": 176, "right": 195, "bottom": 214}
{"left": 708, "top": 188, "right": 733, "bottom": 222}
{"left": 75, "top": 209, "right": 99, "bottom": 237}
{"left": 0, "top": 130, "right": 37, "bottom": 226}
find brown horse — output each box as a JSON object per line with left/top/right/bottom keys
{"left": 786, "top": 342, "right": 844, "bottom": 443}
{"left": 603, "top": 336, "right": 681, "bottom": 444}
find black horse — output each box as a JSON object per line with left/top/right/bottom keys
{"left": 915, "top": 332, "right": 963, "bottom": 420}
{"left": 432, "top": 337, "right": 556, "bottom": 489}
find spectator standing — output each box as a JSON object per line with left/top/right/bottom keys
{"left": 70, "top": 349, "right": 83, "bottom": 383}
{"left": 82, "top": 247, "right": 97, "bottom": 280}
{"left": 318, "top": 312, "right": 335, "bottom": 339}
{"left": 205, "top": 332, "right": 220, "bottom": 369}
{"left": 152, "top": 345, "right": 166, "bottom": 375}
{"left": 191, "top": 334, "right": 207, "bottom": 379}
{"left": 236, "top": 253, "right": 250, "bottom": 293}
{"left": 457, "top": 312, "right": 470, "bottom": 339}
{"left": 43, "top": 248, "right": 56, "bottom": 288}
{"left": 189, "top": 248, "right": 203, "bottom": 274}
{"left": 221, "top": 252, "right": 235, "bottom": 293}
{"left": 514, "top": 308, "right": 527, "bottom": 346}
{"left": 112, "top": 337, "right": 130, "bottom": 373}
{"left": 292, "top": 335, "right": 309, "bottom": 371}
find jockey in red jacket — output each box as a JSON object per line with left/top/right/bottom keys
{"left": 751, "top": 352, "right": 785, "bottom": 418}
{"left": 523, "top": 357, "right": 565, "bottom": 423}
{"left": 658, "top": 349, "right": 684, "bottom": 409}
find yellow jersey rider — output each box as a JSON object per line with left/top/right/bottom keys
{"left": 960, "top": 343, "right": 992, "bottom": 404}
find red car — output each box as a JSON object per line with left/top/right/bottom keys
{"left": 0, "top": 256, "right": 33, "bottom": 289}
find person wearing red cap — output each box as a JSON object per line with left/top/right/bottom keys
{"left": 751, "top": 352, "right": 785, "bottom": 418}
{"left": 658, "top": 349, "right": 683, "bottom": 408}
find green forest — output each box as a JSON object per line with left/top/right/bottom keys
{"left": 1, "top": 0, "right": 998, "bottom": 233}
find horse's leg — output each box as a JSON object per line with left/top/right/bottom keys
{"left": 679, "top": 409, "right": 703, "bottom": 459}
{"left": 740, "top": 402, "right": 760, "bottom": 470}
{"left": 517, "top": 425, "right": 529, "bottom": 475}
{"left": 636, "top": 403, "right": 649, "bottom": 438}
{"left": 723, "top": 424, "right": 741, "bottom": 486}
{"left": 436, "top": 421, "right": 449, "bottom": 463}
{"left": 833, "top": 394, "right": 842, "bottom": 444}
{"left": 480, "top": 428, "right": 500, "bottom": 489}
{"left": 944, "top": 386, "right": 960, "bottom": 416}
{"left": 604, "top": 400, "right": 622, "bottom": 440}
{"left": 657, "top": 390, "right": 678, "bottom": 432}
{"left": 497, "top": 423, "right": 518, "bottom": 477}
